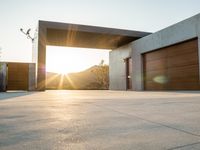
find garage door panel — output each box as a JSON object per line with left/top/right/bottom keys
{"left": 167, "top": 40, "right": 198, "bottom": 57}
{"left": 145, "top": 69, "right": 167, "bottom": 81}
{"left": 144, "top": 59, "right": 167, "bottom": 71}
{"left": 168, "top": 52, "right": 198, "bottom": 68}
{"left": 168, "top": 65, "right": 199, "bottom": 78}
{"left": 143, "top": 39, "right": 200, "bottom": 90}
{"left": 144, "top": 81, "right": 167, "bottom": 90}
{"left": 144, "top": 49, "right": 167, "bottom": 62}
{"left": 167, "top": 83, "right": 200, "bottom": 90}
{"left": 169, "top": 77, "right": 199, "bottom": 83}
{"left": 168, "top": 46, "right": 198, "bottom": 57}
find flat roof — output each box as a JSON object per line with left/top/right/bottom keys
{"left": 39, "top": 20, "right": 151, "bottom": 49}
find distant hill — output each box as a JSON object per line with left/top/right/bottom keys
{"left": 46, "top": 65, "right": 109, "bottom": 90}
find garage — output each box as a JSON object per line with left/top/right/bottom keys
{"left": 143, "top": 39, "right": 200, "bottom": 90}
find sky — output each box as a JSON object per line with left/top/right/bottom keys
{"left": 0, "top": 0, "right": 200, "bottom": 72}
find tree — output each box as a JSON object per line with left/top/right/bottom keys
{"left": 0, "top": 46, "right": 1, "bottom": 57}
{"left": 91, "top": 59, "right": 109, "bottom": 89}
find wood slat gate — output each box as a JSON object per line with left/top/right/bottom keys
{"left": 7, "top": 63, "right": 29, "bottom": 90}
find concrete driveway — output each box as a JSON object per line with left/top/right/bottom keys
{"left": 0, "top": 90, "right": 200, "bottom": 150}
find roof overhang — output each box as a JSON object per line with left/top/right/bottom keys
{"left": 39, "top": 20, "right": 151, "bottom": 49}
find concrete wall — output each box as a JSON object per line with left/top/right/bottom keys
{"left": 131, "top": 13, "right": 200, "bottom": 90}
{"left": 109, "top": 44, "right": 132, "bottom": 90}
{"left": 28, "top": 63, "right": 36, "bottom": 91}
{"left": 37, "top": 22, "right": 47, "bottom": 91}
{"left": 0, "top": 63, "right": 7, "bottom": 92}
{"left": 32, "top": 26, "right": 39, "bottom": 89}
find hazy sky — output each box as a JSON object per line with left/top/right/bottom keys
{"left": 0, "top": 0, "right": 200, "bottom": 72}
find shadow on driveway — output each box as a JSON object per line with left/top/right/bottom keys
{"left": 0, "top": 91, "right": 36, "bottom": 101}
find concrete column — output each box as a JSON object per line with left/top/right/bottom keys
{"left": 197, "top": 37, "right": 200, "bottom": 82}
{"left": 0, "top": 63, "right": 7, "bottom": 92}
{"left": 197, "top": 15, "right": 200, "bottom": 82}
{"left": 109, "top": 44, "right": 131, "bottom": 90}
{"left": 132, "top": 51, "right": 143, "bottom": 91}
{"left": 37, "top": 23, "right": 47, "bottom": 91}
{"left": 28, "top": 63, "right": 36, "bottom": 91}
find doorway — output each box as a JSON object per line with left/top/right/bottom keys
{"left": 125, "top": 57, "right": 132, "bottom": 90}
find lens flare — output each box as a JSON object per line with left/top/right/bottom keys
{"left": 153, "top": 75, "right": 168, "bottom": 84}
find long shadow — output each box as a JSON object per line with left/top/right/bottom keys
{"left": 0, "top": 91, "right": 36, "bottom": 101}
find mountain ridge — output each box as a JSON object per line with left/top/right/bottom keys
{"left": 46, "top": 65, "right": 109, "bottom": 90}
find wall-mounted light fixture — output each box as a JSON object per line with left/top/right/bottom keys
{"left": 20, "top": 28, "right": 34, "bottom": 42}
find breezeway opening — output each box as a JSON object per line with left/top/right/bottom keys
{"left": 46, "top": 46, "right": 110, "bottom": 90}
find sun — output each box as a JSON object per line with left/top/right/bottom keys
{"left": 53, "top": 66, "right": 69, "bottom": 75}
{"left": 46, "top": 53, "right": 81, "bottom": 74}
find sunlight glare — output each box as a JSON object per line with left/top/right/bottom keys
{"left": 46, "top": 46, "right": 110, "bottom": 74}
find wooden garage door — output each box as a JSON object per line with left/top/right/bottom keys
{"left": 7, "top": 63, "right": 29, "bottom": 90}
{"left": 143, "top": 39, "right": 200, "bottom": 90}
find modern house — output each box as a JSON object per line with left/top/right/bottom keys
{"left": 110, "top": 13, "right": 200, "bottom": 91}
{"left": 1, "top": 13, "right": 200, "bottom": 91}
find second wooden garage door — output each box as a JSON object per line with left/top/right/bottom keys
{"left": 143, "top": 39, "right": 200, "bottom": 90}
{"left": 7, "top": 63, "right": 29, "bottom": 90}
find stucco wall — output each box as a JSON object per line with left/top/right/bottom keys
{"left": 109, "top": 44, "right": 132, "bottom": 90}
{"left": 131, "top": 13, "right": 200, "bottom": 90}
